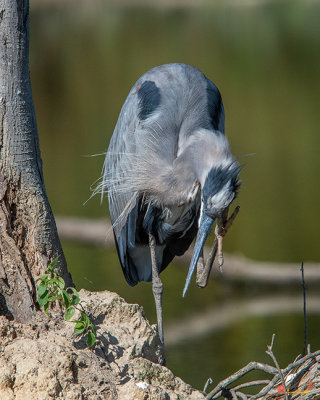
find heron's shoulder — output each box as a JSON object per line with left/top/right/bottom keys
{"left": 135, "top": 63, "right": 206, "bottom": 88}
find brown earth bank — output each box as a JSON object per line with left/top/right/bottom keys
{"left": 0, "top": 290, "right": 205, "bottom": 400}
{"left": 1, "top": 289, "right": 320, "bottom": 399}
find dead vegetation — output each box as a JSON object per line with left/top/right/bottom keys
{"left": 205, "top": 337, "right": 320, "bottom": 400}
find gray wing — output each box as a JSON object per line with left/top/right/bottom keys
{"left": 103, "top": 65, "right": 179, "bottom": 236}
{"left": 103, "top": 91, "right": 139, "bottom": 237}
{"left": 102, "top": 87, "right": 141, "bottom": 285}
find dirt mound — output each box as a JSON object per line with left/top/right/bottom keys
{"left": 0, "top": 289, "right": 205, "bottom": 400}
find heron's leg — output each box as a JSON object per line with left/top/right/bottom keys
{"left": 149, "top": 233, "right": 164, "bottom": 348}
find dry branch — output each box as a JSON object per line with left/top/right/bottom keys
{"left": 206, "top": 361, "right": 278, "bottom": 399}
{"left": 265, "top": 334, "right": 289, "bottom": 400}
{"left": 55, "top": 216, "right": 320, "bottom": 286}
{"left": 205, "top": 349, "right": 320, "bottom": 400}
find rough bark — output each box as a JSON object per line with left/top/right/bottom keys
{"left": 0, "top": 0, "right": 72, "bottom": 322}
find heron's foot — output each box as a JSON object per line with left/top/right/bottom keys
{"left": 215, "top": 222, "right": 225, "bottom": 272}
{"left": 215, "top": 206, "right": 240, "bottom": 272}
{"left": 197, "top": 206, "right": 240, "bottom": 288}
{"left": 216, "top": 234, "right": 224, "bottom": 272}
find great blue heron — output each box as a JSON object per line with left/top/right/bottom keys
{"left": 101, "top": 63, "right": 240, "bottom": 349}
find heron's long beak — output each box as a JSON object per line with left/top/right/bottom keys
{"left": 182, "top": 211, "right": 214, "bottom": 297}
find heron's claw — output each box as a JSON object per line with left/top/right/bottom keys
{"left": 217, "top": 234, "right": 224, "bottom": 272}
{"left": 215, "top": 224, "right": 225, "bottom": 273}
{"left": 196, "top": 206, "right": 240, "bottom": 288}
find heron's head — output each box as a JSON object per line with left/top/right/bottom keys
{"left": 183, "top": 162, "right": 240, "bottom": 297}
{"left": 202, "top": 163, "right": 240, "bottom": 218}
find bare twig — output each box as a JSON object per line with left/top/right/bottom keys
{"left": 230, "top": 388, "right": 239, "bottom": 399}
{"left": 206, "top": 348, "right": 320, "bottom": 400}
{"left": 205, "top": 361, "right": 277, "bottom": 399}
{"left": 250, "top": 373, "right": 282, "bottom": 399}
{"left": 280, "top": 350, "right": 320, "bottom": 375}
{"left": 265, "top": 334, "right": 289, "bottom": 400}
{"left": 233, "top": 380, "right": 270, "bottom": 391}
{"left": 301, "top": 262, "right": 308, "bottom": 356}
{"left": 203, "top": 378, "right": 213, "bottom": 394}
{"left": 251, "top": 351, "right": 320, "bottom": 398}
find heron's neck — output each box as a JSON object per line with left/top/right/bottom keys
{"left": 176, "top": 128, "right": 234, "bottom": 187}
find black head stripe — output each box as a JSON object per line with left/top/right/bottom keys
{"left": 203, "top": 164, "right": 241, "bottom": 199}
{"left": 138, "top": 80, "right": 161, "bottom": 120}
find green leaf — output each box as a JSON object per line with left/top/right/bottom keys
{"left": 65, "top": 306, "right": 75, "bottom": 321}
{"left": 62, "top": 290, "right": 71, "bottom": 308}
{"left": 47, "top": 278, "right": 58, "bottom": 286}
{"left": 36, "top": 274, "right": 49, "bottom": 283}
{"left": 38, "top": 290, "right": 49, "bottom": 307}
{"left": 46, "top": 266, "right": 54, "bottom": 274}
{"left": 56, "top": 276, "right": 65, "bottom": 289}
{"left": 71, "top": 294, "right": 80, "bottom": 305}
{"left": 47, "top": 257, "right": 59, "bottom": 273}
{"left": 66, "top": 287, "right": 80, "bottom": 306}
{"left": 44, "top": 302, "right": 50, "bottom": 315}
{"left": 86, "top": 331, "right": 96, "bottom": 348}
{"left": 38, "top": 282, "right": 48, "bottom": 298}
{"left": 74, "top": 322, "right": 85, "bottom": 335}
{"left": 67, "top": 287, "right": 77, "bottom": 293}
{"left": 56, "top": 288, "right": 63, "bottom": 301}
{"left": 67, "top": 288, "right": 80, "bottom": 305}
{"left": 89, "top": 323, "right": 97, "bottom": 334}
{"left": 80, "top": 313, "right": 90, "bottom": 328}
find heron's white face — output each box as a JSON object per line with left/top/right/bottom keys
{"left": 204, "top": 180, "right": 236, "bottom": 218}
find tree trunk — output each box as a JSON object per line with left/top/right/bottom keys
{"left": 0, "top": 0, "right": 73, "bottom": 322}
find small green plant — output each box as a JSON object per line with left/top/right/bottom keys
{"left": 37, "top": 258, "right": 97, "bottom": 348}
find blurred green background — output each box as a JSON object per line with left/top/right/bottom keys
{"left": 30, "top": 0, "right": 320, "bottom": 392}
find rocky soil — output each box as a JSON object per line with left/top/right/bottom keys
{"left": 0, "top": 290, "right": 205, "bottom": 400}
